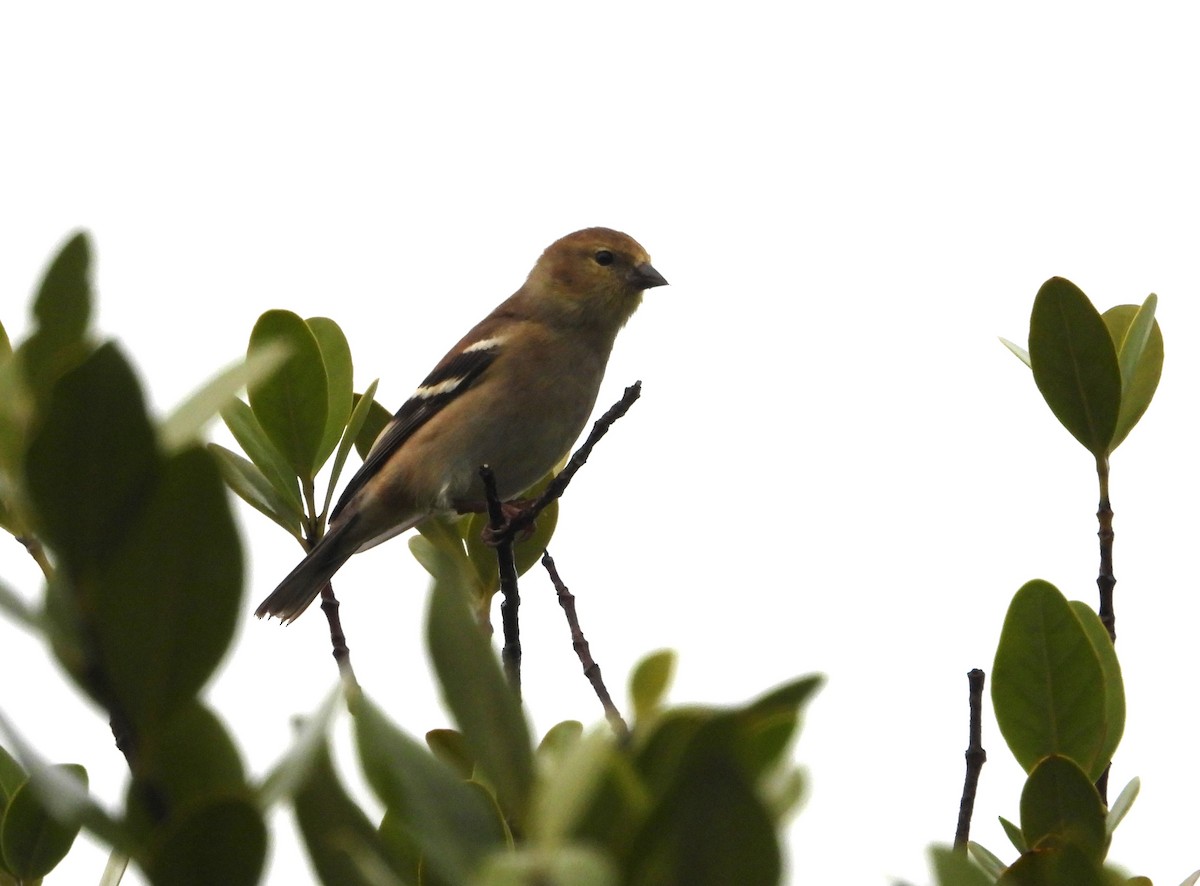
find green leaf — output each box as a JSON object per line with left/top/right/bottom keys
{"left": 160, "top": 343, "right": 290, "bottom": 453}
{"left": 91, "top": 447, "right": 242, "bottom": 731}
{"left": 732, "top": 676, "right": 824, "bottom": 782}
{"left": 0, "top": 321, "right": 10, "bottom": 360}
{"left": 1102, "top": 299, "right": 1163, "bottom": 452}
{"left": 991, "top": 580, "right": 1109, "bottom": 780}
{"left": 968, "top": 841, "right": 1008, "bottom": 879}
{"left": 426, "top": 541, "right": 535, "bottom": 824}
{"left": 477, "top": 844, "right": 619, "bottom": 886}
{"left": 0, "top": 713, "right": 128, "bottom": 851}
{"left": 141, "top": 796, "right": 266, "bottom": 886}
{"left": 929, "top": 844, "right": 993, "bottom": 886}
{"left": 19, "top": 231, "right": 93, "bottom": 396}
{"left": 537, "top": 721, "right": 584, "bottom": 759}
{"left": 0, "top": 746, "right": 24, "bottom": 809}
{"left": 220, "top": 398, "right": 304, "bottom": 519}
{"left": 529, "top": 728, "right": 619, "bottom": 846}
{"left": 1067, "top": 601, "right": 1124, "bottom": 772}
{"left": 294, "top": 731, "right": 393, "bottom": 886}
{"left": 1000, "top": 336, "right": 1032, "bottom": 368}
{"left": 426, "top": 730, "right": 476, "bottom": 780}
{"left": 0, "top": 765, "right": 86, "bottom": 879}
{"left": 123, "top": 701, "right": 247, "bottom": 839}
{"left": 1020, "top": 755, "right": 1106, "bottom": 861}
{"left": 307, "top": 317, "right": 354, "bottom": 472}
{"left": 353, "top": 694, "right": 505, "bottom": 885}
{"left": 354, "top": 397, "right": 395, "bottom": 460}
{"left": 208, "top": 444, "right": 303, "bottom": 537}
{"left": 257, "top": 686, "right": 343, "bottom": 809}
{"left": 24, "top": 342, "right": 159, "bottom": 579}
{"left": 247, "top": 310, "right": 329, "bottom": 479}
{"left": 1105, "top": 777, "right": 1139, "bottom": 837}
{"left": 1028, "top": 277, "right": 1122, "bottom": 457}
{"left": 627, "top": 717, "right": 780, "bottom": 886}
{"left": 0, "top": 578, "right": 38, "bottom": 631}
{"left": 1001, "top": 814, "right": 1027, "bottom": 852}
{"left": 323, "top": 381, "right": 379, "bottom": 518}
{"left": 997, "top": 842, "right": 1107, "bottom": 885}
{"left": 630, "top": 650, "right": 676, "bottom": 723}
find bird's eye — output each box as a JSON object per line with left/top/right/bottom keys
{"left": 593, "top": 250, "right": 615, "bottom": 266}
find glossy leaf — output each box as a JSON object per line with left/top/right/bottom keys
{"left": 354, "top": 396, "right": 395, "bottom": 460}
{"left": 323, "top": 380, "right": 379, "bottom": 518}
{"left": 1105, "top": 777, "right": 1139, "bottom": 837}
{"left": 208, "top": 444, "right": 303, "bottom": 537}
{"left": 997, "top": 842, "right": 1106, "bottom": 885}
{"left": 0, "top": 320, "right": 10, "bottom": 360}
{"left": 478, "top": 844, "right": 619, "bottom": 886}
{"left": 992, "top": 580, "right": 1109, "bottom": 779}
{"left": 0, "top": 746, "right": 24, "bottom": 809}
{"left": 1020, "top": 755, "right": 1106, "bottom": 861}
{"left": 24, "top": 342, "right": 159, "bottom": 579}
{"left": 92, "top": 448, "right": 242, "bottom": 731}
{"left": 307, "top": 317, "right": 354, "bottom": 472}
{"left": 141, "top": 796, "right": 266, "bottom": 886}
{"left": 0, "top": 578, "right": 38, "bottom": 631}
{"left": 160, "top": 343, "right": 289, "bottom": 453}
{"left": 220, "top": 398, "right": 304, "bottom": 518}
{"left": 0, "top": 713, "right": 128, "bottom": 852}
{"left": 0, "top": 764, "right": 86, "bottom": 879}
{"left": 257, "top": 686, "right": 342, "bottom": 809}
{"left": 1028, "top": 277, "right": 1121, "bottom": 457}
{"left": 1102, "top": 300, "right": 1163, "bottom": 452}
{"left": 426, "top": 729, "right": 475, "bottom": 780}
{"left": 967, "top": 841, "right": 1007, "bottom": 879}
{"left": 124, "top": 702, "right": 247, "bottom": 839}
{"left": 1068, "top": 600, "right": 1124, "bottom": 771}
{"left": 19, "top": 231, "right": 93, "bottom": 396}
{"left": 294, "top": 732, "right": 391, "bottom": 886}
{"left": 537, "top": 721, "right": 584, "bottom": 759}
{"left": 999, "top": 336, "right": 1032, "bottom": 367}
{"left": 426, "top": 539, "right": 535, "bottom": 823}
{"left": 929, "top": 844, "right": 993, "bottom": 886}
{"left": 735, "top": 676, "right": 823, "bottom": 777}
{"left": 1000, "top": 814, "right": 1027, "bottom": 852}
{"left": 353, "top": 694, "right": 504, "bottom": 885}
{"left": 247, "top": 310, "right": 329, "bottom": 479}
{"left": 627, "top": 717, "right": 780, "bottom": 886}
{"left": 630, "top": 650, "right": 676, "bottom": 724}
{"left": 529, "top": 728, "right": 617, "bottom": 846}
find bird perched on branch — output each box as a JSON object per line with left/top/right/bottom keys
{"left": 257, "top": 227, "right": 667, "bottom": 623}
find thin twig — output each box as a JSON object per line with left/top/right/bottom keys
{"left": 481, "top": 465, "right": 522, "bottom": 698}
{"left": 1094, "top": 453, "right": 1115, "bottom": 805}
{"left": 492, "top": 381, "right": 642, "bottom": 546}
{"left": 954, "top": 668, "right": 987, "bottom": 849}
{"left": 1095, "top": 454, "right": 1116, "bottom": 644}
{"left": 542, "top": 550, "right": 628, "bottom": 739}
{"left": 319, "top": 583, "right": 357, "bottom": 690}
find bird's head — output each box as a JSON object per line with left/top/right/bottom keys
{"left": 526, "top": 227, "right": 668, "bottom": 330}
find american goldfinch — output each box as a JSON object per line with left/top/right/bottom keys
{"left": 257, "top": 227, "right": 667, "bottom": 622}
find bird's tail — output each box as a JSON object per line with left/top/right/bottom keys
{"left": 256, "top": 517, "right": 360, "bottom": 624}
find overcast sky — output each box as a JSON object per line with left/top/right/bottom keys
{"left": 3, "top": 3, "right": 1200, "bottom": 884}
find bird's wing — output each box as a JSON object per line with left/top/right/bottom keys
{"left": 329, "top": 339, "right": 501, "bottom": 521}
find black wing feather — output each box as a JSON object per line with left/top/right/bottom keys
{"left": 329, "top": 345, "right": 500, "bottom": 520}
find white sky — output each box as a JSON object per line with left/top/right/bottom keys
{"left": 3, "top": 3, "right": 1199, "bottom": 884}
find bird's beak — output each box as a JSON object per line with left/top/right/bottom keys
{"left": 630, "top": 262, "right": 668, "bottom": 290}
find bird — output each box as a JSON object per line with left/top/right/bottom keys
{"left": 256, "top": 227, "right": 667, "bottom": 622}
